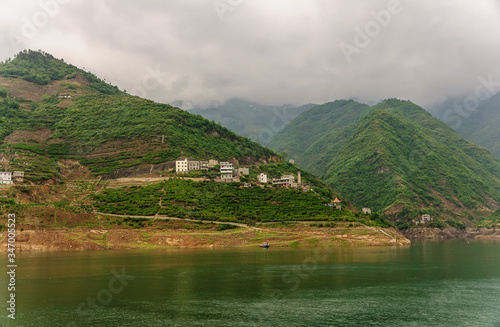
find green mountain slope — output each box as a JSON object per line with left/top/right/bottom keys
{"left": 0, "top": 50, "right": 277, "bottom": 176}
{"left": 189, "top": 99, "right": 316, "bottom": 145}
{"left": 267, "top": 100, "right": 371, "bottom": 169}
{"left": 0, "top": 50, "right": 391, "bottom": 230}
{"left": 269, "top": 99, "right": 500, "bottom": 226}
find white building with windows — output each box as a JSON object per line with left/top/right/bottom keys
{"left": 220, "top": 162, "right": 233, "bottom": 180}
{"left": 272, "top": 174, "right": 295, "bottom": 186}
{"left": 0, "top": 171, "right": 12, "bottom": 184}
{"left": 175, "top": 158, "right": 189, "bottom": 173}
{"left": 259, "top": 173, "right": 268, "bottom": 183}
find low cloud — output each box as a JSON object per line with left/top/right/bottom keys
{"left": 1, "top": 0, "right": 499, "bottom": 108}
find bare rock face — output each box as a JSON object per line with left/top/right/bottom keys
{"left": 101, "top": 162, "right": 176, "bottom": 180}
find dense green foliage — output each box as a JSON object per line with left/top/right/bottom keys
{"left": 93, "top": 179, "right": 355, "bottom": 223}
{"left": 269, "top": 99, "right": 500, "bottom": 223}
{"left": 268, "top": 100, "right": 371, "bottom": 168}
{"left": 190, "top": 99, "right": 316, "bottom": 145}
{"left": 0, "top": 50, "right": 120, "bottom": 94}
{"left": 475, "top": 209, "right": 500, "bottom": 228}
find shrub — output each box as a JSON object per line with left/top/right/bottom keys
{"left": 217, "top": 223, "right": 238, "bottom": 231}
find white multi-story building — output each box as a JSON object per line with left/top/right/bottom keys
{"left": 0, "top": 171, "right": 12, "bottom": 184}
{"left": 259, "top": 173, "right": 268, "bottom": 183}
{"left": 176, "top": 158, "right": 203, "bottom": 173}
{"left": 175, "top": 158, "right": 189, "bottom": 173}
{"left": 272, "top": 174, "right": 295, "bottom": 186}
{"left": 220, "top": 162, "right": 233, "bottom": 180}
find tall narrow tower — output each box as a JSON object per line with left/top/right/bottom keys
{"left": 298, "top": 171, "right": 301, "bottom": 185}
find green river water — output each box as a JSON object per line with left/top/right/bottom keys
{"left": 1, "top": 240, "right": 500, "bottom": 326}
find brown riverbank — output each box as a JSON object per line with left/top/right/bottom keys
{"left": 0, "top": 223, "right": 410, "bottom": 252}
{"left": 403, "top": 227, "right": 500, "bottom": 241}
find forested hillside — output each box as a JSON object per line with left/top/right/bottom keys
{"left": 0, "top": 50, "right": 277, "bottom": 177}
{"left": 269, "top": 99, "right": 500, "bottom": 226}
{"left": 190, "top": 99, "right": 316, "bottom": 145}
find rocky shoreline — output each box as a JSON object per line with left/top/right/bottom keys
{"left": 0, "top": 225, "right": 410, "bottom": 252}
{"left": 403, "top": 227, "right": 500, "bottom": 241}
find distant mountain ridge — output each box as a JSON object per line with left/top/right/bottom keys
{"left": 189, "top": 99, "right": 316, "bottom": 145}
{"left": 269, "top": 99, "right": 500, "bottom": 227}
{"left": 428, "top": 92, "right": 500, "bottom": 159}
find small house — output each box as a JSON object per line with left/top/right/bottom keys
{"left": 208, "top": 159, "right": 219, "bottom": 168}
{"left": 421, "top": 214, "right": 432, "bottom": 223}
{"left": 12, "top": 171, "right": 24, "bottom": 182}
{"left": 235, "top": 167, "right": 249, "bottom": 176}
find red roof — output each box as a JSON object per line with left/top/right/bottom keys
{"left": 333, "top": 197, "right": 341, "bottom": 203}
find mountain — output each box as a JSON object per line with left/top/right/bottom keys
{"left": 456, "top": 92, "right": 500, "bottom": 159}
{"left": 268, "top": 100, "right": 371, "bottom": 172}
{"left": 0, "top": 50, "right": 396, "bottom": 231}
{"left": 0, "top": 50, "right": 277, "bottom": 178}
{"left": 428, "top": 92, "right": 500, "bottom": 159}
{"left": 189, "top": 99, "right": 316, "bottom": 145}
{"left": 269, "top": 99, "right": 500, "bottom": 227}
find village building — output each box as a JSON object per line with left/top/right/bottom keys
{"left": 235, "top": 167, "right": 249, "bottom": 176}
{"left": 220, "top": 162, "right": 233, "bottom": 180}
{"left": 199, "top": 161, "right": 209, "bottom": 170}
{"left": 332, "top": 197, "right": 342, "bottom": 210}
{"left": 362, "top": 207, "right": 372, "bottom": 214}
{"left": 272, "top": 174, "right": 295, "bottom": 186}
{"left": 0, "top": 171, "right": 13, "bottom": 184}
{"left": 413, "top": 214, "right": 433, "bottom": 225}
{"left": 259, "top": 173, "right": 268, "bottom": 183}
{"left": 208, "top": 159, "right": 219, "bottom": 168}
{"left": 288, "top": 159, "right": 295, "bottom": 164}
{"left": 176, "top": 158, "right": 204, "bottom": 173}
{"left": 175, "top": 158, "right": 189, "bottom": 173}
{"left": 12, "top": 171, "right": 24, "bottom": 182}
{"left": 188, "top": 160, "right": 200, "bottom": 171}
{"left": 421, "top": 214, "right": 432, "bottom": 224}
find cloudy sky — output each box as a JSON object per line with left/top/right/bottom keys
{"left": 1, "top": 0, "right": 499, "bottom": 109}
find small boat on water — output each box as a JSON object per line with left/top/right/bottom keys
{"left": 259, "top": 242, "right": 270, "bottom": 248}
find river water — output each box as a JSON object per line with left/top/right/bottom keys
{"left": 1, "top": 240, "right": 500, "bottom": 326}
